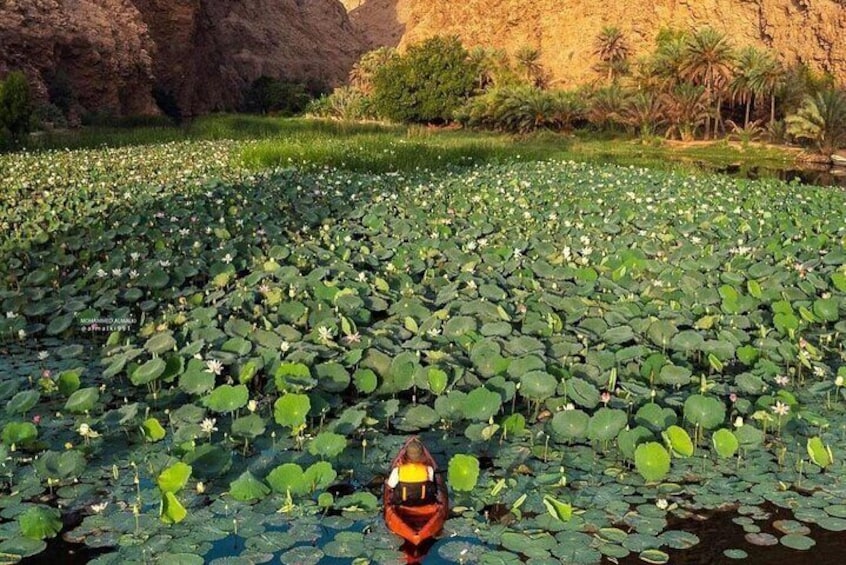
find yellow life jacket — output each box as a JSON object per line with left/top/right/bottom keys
{"left": 397, "top": 463, "right": 429, "bottom": 483}
{"left": 397, "top": 463, "right": 431, "bottom": 503}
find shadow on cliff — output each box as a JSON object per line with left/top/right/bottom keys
{"left": 347, "top": 0, "right": 405, "bottom": 50}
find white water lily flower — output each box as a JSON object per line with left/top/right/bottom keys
{"left": 656, "top": 499, "right": 669, "bottom": 510}
{"left": 358, "top": 272, "right": 367, "bottom": 282}
{"left": 17, "top": 329, "right": 26, "bottom": 339}
{"left": 317, "top": 326, "right": 334, "bottom": 342}
{"left": 774, "top": 375, "right": 789, "bottom": 387}
{"left": 130, "top": 252, "right": 140, "bottom": 261}
{"left": 280, "top": 341, "right": 291, "bottom": 352}
{"left": 200, "top": 418, "right": 218, "bottom": 434}
{"left": 771, "top": 401, "right": 790, "bottom": 417}
{"left": 77, "top": 423, "right": 100, "bottom": 439}
{"left": 90, "top": 501, "right": 109, "bottom": 514}
{"left": 38, "top": 351, "right": 49, "bottom": 360}
{"left": 205, "top": 359, "right": 224, "bottom": 376}
{"left": 6, "top": 311, "right": 17, "bottom": 319}
{"left": 222, "top": 253, "right": 233, "bottom": 264}
{"left": 343, "top": 332, "right": 361, "bottom": 344}
{"left": 734, "top": 417, "right": 744, "bottom": 428}
{"left": 129, "top": 270, "right": 139, "bottom": 279}
{"left": 111, "top": 268, "right": 122, "bottom": 277}
{"left": 247, "top": 400, "right": 258, "bottom": 413}
{"left": 159, "top": 260, "right": 171, "bottom": 267}
{"left": 96, "top": 269, "right": 108, "bottom": 278}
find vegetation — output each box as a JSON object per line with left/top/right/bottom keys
{"left": 310, "top": 28, "right": 844, "bottom": 155}
{"left": 1, "top": 138, "right": 846, "bottom": 562}
{"left": 240, "top": 76, "right": 315, "bottom": 116}
{"left": 0, "top": 71, "right": 34, "bottom": 149}
{"left": 371, "top": 36, "right": 479, "bottom": 123}
{"left": 785, "top": 89, "right": 846, "bottom": 154}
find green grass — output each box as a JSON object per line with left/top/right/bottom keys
{"left": 23, "top": 115, "right": 798, "bottom": 175}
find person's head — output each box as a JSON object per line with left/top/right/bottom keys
{"left": 405, "top": 438, "right": 425, "bottom": 462}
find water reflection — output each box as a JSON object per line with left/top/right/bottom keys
{"left": 712, "top": 163, "right": 846, "bottom": 188}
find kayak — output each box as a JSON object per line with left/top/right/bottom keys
{"left": 383, "top": 436, "right": 449, "bottom": 546}
{"left": 832, "top": 154, "right": 846, "bottom": 167}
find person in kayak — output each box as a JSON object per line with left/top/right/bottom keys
{"left": 386, "top": 438, "right": 436, "bottom": 506}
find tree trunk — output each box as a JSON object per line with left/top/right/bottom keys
{"left": 770, "top": 95, "right": 776, "bottom": 124}
{"left": 744, "top": 95, "right": 752, "bottom": 128}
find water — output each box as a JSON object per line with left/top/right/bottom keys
{"left": 712, "top": 163, "right": 846, "bottom": 188}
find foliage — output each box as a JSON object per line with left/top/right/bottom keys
{"left": 241, "top": 76, "right": 314, "bottom": 116}
{"left": 594, "top": 26, "right": 630, "bottom": 82}
{"left": 0, "top": 71, "right": 34, "bottom": 149}
{"left": 785, "top": 88, "right": 846, "bottom": 154}
{"left": 1, "top": 116, "right": 845, "bottom": 562}
{"left": 371, "top": 35, "right": 479, "bottom": 123}
{"left": 306, "top": 86, "right": 376, "bottom": 121}
{"left": 457, "top": 87, "right": 585, "bottom": 133}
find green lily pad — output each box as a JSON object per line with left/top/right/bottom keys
{"left": 18, "top": 506, "right": 62, "bottom": 540}
{"left": 6, "top": 390, "right": 39, "bottom": 415}
{"left": 307, "top": 432, "right": 347, "bottom": 459}
{"left": 229, "top": 471, "right": 270, "bottom": 503}
{"left": 779, "top": 534, "right": 815, "bottom": 550}
{"left": 157, "top": 462, "right": 192, "bottom": 493}
{"left": 634, "top": 442, "right": 671, "bottom": 483}
{"left": 448, "top": 453, "right": 480, "bottom": 491}
{"left": 202, "top": 384, "right": 248, "bottom": 413}
{"left": 64, "top": 387, "right": 99, "bottom": 414}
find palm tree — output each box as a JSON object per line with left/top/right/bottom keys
{"left": 514, "top": 46, "right": 548, "bottom": 88}
{"left": 594, "top": 26, "right": 630, "bottom": 83}
{"left": 729, "top": 47, "right": 766, "bottom": 127}
{"left": 678, "top": 27, "right": 736, "bottom": 138}
{"left": 348, "top": 47, "right": 397, "bottom": 94}
{"left": 785, "top": 88, "right": 846, "bottom": 154}
{"left": 747, "top": 53, "right": 784, "bottom": 124}
{"left": 647, "top": 30, "right": 689, "bottom": 92}
{"left": 619, "top": 91, "right": 667, "bottom": 138}
{"left": 662, "top": 83, "right": 711, "bottom": 141}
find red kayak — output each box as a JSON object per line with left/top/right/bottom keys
{"left": 383, "top": 436, "right": 449, "bottom": 546}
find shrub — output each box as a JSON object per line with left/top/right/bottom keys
{"left": 785, "top": 88, "right": 846, "bottom": 154}
{"left": 241, "top": 76, "right": 313, "bottom": 116}
{"left": 371, "top": 36, "right": 479, "bottom": 123}
{"left": 457, "top": 87, "right": 585, "bottom": 133}
{"left": 33, "top": 103, "right": 68, "bottom": 130}
{"left": 0, "top": 71, "right": 34, "bottom": 148}
{"left": 306, "top": 87, "right": 376, "bottom": 121}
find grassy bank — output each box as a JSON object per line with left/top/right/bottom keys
{"left": 24, "top": 115, "right": 798, "bottom": 175}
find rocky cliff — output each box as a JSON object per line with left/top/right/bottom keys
{"left": 344, "top": 0, "right": 846, "bottom": 87}
{"left": 0, "top": 0, "right": 157, "bottom": 117}
{"left": 0, "top": 0, "right": 364, "bottom": 116}
{"left": 132, "top": 0, "right": 364, "bottom": 115}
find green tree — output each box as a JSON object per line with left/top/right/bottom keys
{"left": 348, "top": 47, "right": 398, "bottom": 94}
{"left": 785, "top": 89, "right": 846, "bottom": 154}
{"left": 0, "top": 71, "right": 34, "bottom": 148}
{"left": 729, "top": 47, "right": 766, "bottom": 127}
{"left": 241, "top": 76, "right": 312, "bottom": 116}
{"left": 662, "top": 83, "right": 711, "bottom": 141}
{"left": 678, "top": 27, "right": 735, "bottom": 138}
{"left": 514, "top": 45, "right": 548, "bottom": 88}
{"left": 594, "top": 26, "right": 630, "bottom": 83}
{"left": 371, "top": 36, "right": 478, "bottom": 123}
{"left": 747, "top": 52, "right": 784, "bottom": 124}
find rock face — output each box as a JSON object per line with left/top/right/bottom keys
{"left": 345, "top": 0, "right": 846, "bottom": 87}
{"left": 132, "top": 0, "right": 365, "bottom": 115}
{"left": 0, "top": 0, "right": 364, "bottom": 116}
{"left": 0, "top": 0, "right": 157, "bottom": 117}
